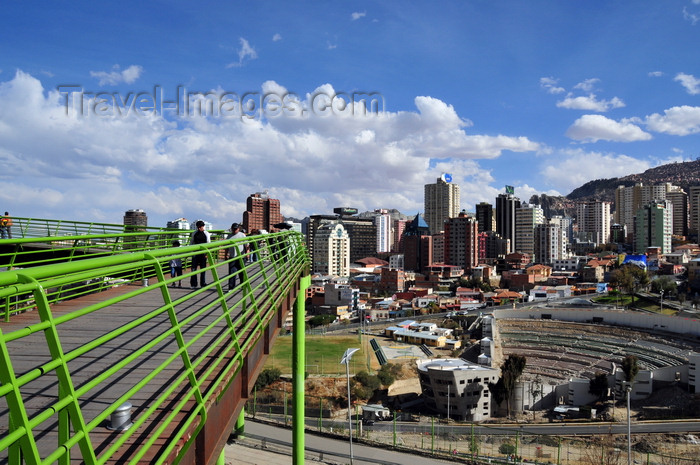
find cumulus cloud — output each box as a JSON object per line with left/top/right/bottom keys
{"left": 89, "top": 64, "right": 143, "bottom": 86}
{"left": 0, "top": 71, "right": 540, "bottom": 228}
{"left": 573, "top": 78, "right": 600, "bottom": 93}
{"left": 540, "top": 149, "right": 650, "bottom": 193}
{"left": 351, "top": 11, "right": 366, "bottom": 20}
{"left": 539, "top": 77, "right": 565, "bottom": 94}
{"left": 543, "top": 77, "right": 624, "bottom": 112}
{"left": 226, "top": 38, "right": 258, "bottom": 68}
{"left": 645, "top": 105, "right": 700, "bottom": 135}
{"left": 272, "top": 33, "right": 282, "bottom": 42}
{"left": 556, "top": 94, "right": 625, "bottom": 112}
{"left": 565, "top": 114, "right": 652, "bottom": 142}
{"left": 675, "top": 73, "right": 700, "bottom": 95}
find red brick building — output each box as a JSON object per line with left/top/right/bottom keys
{"left": 243, "top": 191, "right": 282, "bottom": 233}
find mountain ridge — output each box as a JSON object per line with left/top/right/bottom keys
{"left": 566, "top": 159, "right": 700, "bottom": 201}
{"left": 529, "top": 159, "right": 700, "bottom": 218}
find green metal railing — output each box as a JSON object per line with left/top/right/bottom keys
{"left": 5, "top": 217, "right": 191, "bottom": 239}
{"left": 0, "top": 217, "right": 227, "bottom": 271}
{"left": 0, "top": 230, "right": 232, "bottom": 320}
{"left": 0, "top": 230, "right": 310, "bottom": 464}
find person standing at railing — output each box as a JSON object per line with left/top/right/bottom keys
{"left": 189, "top": 220, "right": 211, "bottom": 289}
{"left": 0, "top": 212, "right": 12, "bottom": 239}
{"left": 170, "top": 240, "right": 183, "bottom": 288}
{"left": 226, "top": 223, "right": 246, "bottom": 291}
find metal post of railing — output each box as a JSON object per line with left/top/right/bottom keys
{"left": 293, "top": 273, "right": 310, "bottom": 465}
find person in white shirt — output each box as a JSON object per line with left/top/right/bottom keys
{"left": 226, "top": 223, "right": 246, "bottom": 290}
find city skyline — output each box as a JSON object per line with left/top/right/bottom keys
{"left": 2, "top": 2, "right": 700, "bottom": 229}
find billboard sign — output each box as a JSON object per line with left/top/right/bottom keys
{"left": 622, "top": 254, "right": 647, "bottom": 269}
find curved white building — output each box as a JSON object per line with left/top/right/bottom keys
{"left": 417, "top": 358, "right": 499, "bottom": 421}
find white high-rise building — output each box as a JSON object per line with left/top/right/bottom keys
{"left": 576, "top": 200, "right": 611, "bottom": 245}
{"left": 167, "top": 218, "right": 189, "bottom": 230}
{"left": 534, "top": 223, "right": 565, "bottom": 265}
{"left": 615, "top": 183, "right": 679, "bottom": 235}
{"left": 549, "top": 215, "right": 573, "bottom": 246}
{"left": 424, "top": 174, "right": 460, "bottom": 235}
{"left": 374, "top": 209, "right": 391, "bottom": 253}
{"left": 166, "top": 217, "right": 191, "bottom": 244}
{"left": 312, "top": 222, "right": 350, "bottom": 277}
{"left": 515, "top": 204, "right": 544, "bottom": 255}
{"left": 189, "top": 219, "right": 213, "bottom": 231}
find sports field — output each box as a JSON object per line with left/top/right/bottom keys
{"left": 264, "top": 334, "right": 380, "bottom": 376}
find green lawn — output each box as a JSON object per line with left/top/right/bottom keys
{"left": 265, "top": 334, "right": 377, "bottom": 376}
{"left": 592, "top": 292, "right": 633, "bottom": 307}
{"left": 593, "top": 293, "right": 678, "bottom": 315}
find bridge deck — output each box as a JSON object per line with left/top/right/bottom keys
{"left": 0, "top": 259, "right": 294, "bottom": 464}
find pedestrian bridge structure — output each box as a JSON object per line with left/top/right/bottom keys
{"left": 0, "top": 218, "right": 311, "bottom": 464}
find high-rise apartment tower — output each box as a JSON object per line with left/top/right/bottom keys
{"left": 424, "top": 174, "right": 460, "bottom": 235}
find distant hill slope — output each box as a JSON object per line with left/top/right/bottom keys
{"left": 529, "top": 159, "right": 700, "bottom": 218}
{"left": 566, "top": 159, "right": 700, "bottom": 201}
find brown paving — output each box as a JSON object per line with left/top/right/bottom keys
{"left": 0, "top": 264, "right": 285, "bottom": 464}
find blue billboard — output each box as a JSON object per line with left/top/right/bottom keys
{"left": 622, "top": 254, "right": 647, "bottom": 269}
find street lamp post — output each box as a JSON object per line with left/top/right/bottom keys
{"left": 660, "top": 289, "right": 664, "bottom": 313}
{"left": 625, "top": 382, "right": 632, "bottom": 465}
{"left": 341, "top": 348, "right": 360, "bottom": 465}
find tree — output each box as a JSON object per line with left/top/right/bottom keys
{"left": 528, "top": 375, "right": 542, "bottom": 421}
{"left": 621, "top": 355, "right": 639, "bottom": 383}
{"left": 499, "top": 443, "right": 516, "bottom": 455}
{"left": 500, "top": 355, "right": 527, "bottom": 418}
{"left": 352, "top": 370, "right": 382, "bottom": 400}
{"left": 650, "top": 275, "right": 677, "bottom": 297}
{"left": 254, "top": 367, "right": 281, "bottom": 390}
{"left": 609, "top": 265, "right": 650, "bottom": 306}
{"left": 377, "top": 363, "right": 400, "bottom": 386}
{"left": 308, "top": 314, "right": 335, "bottom": 328}
{"left": 589, "top": 372, "right": 609, "bottom": 401}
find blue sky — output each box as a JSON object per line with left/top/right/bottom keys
{"left": 1, "top": 1, "right": 700, "bottom": 229}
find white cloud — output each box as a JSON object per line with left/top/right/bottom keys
{"left": 566, "top": 114, "right": 651, "bottom": 142}
{"left": 226, "top": 38, "right": 258, "bottom": 68}
{"left": 326, "top": 41, "right": 337, "bottom": 50}
{"left": 272, "top": 33, "right": 282, "bottom": 42}
{"left": 648, "top": 71, "right": 663, "bottom": 77}
{"left": 645, "top": 105, "right": 700, "bottom": 135}
{"left": 539, "top": 77, "right": 565, "bottom": 94}
{"left": 0, "top": 71, "right": 540, "bottom": 228}
{"left": 351, "top": 11, "right": 366, "bottom": 21}
{"left": 89, "top": 64, "right": 143, "bottom": 86}
{"left": 675, "top": 72, "right": 700, "bottom": 95}
{"left": 540, "top": 148, "right": 650, "bottom": 193}
{"left": 573, "top": 78, "right": 600, "bottom": 93}
{"left": 684, "top": 6, "right": 700, "bottom": 25}
{"left": 556, "top": 94, "right": 625, "bottom": 112}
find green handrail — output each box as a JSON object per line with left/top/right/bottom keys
{"left": 0, "top": 230, "right": 235, "bottom": 319}
{"left": 0, "top": 230, "right": 310, "bottom": 464}
{"left": 9, "top": 216, "right": 196, "bottom": 238}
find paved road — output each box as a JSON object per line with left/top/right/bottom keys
{"left": 226, "top": 420, "right": 461, "bottom": 465}
{"left": 363, "top": 419, "right": 700, "bottom": 436}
